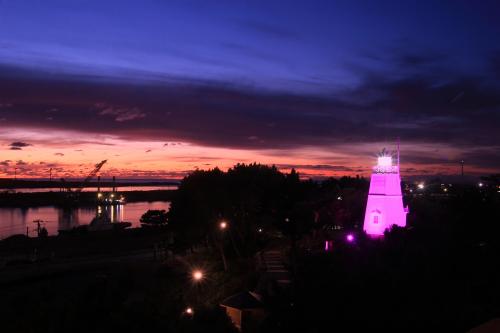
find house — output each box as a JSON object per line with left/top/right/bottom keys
{"left": 220, "top": 291, "right": 267, "bottom": 332}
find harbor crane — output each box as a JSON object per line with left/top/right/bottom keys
{"left": 60, "top": 160, "right": 107, "bottom": 192}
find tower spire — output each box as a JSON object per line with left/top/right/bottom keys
{"left": 397, "top": 137, "right": 400, "bottom": 169}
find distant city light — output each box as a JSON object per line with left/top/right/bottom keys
{"left": 443, "top": 188, "right": 448, "bottom": 192}
{"left": 346, "top": 234, "right": 354, "bottom": 242}
{"left": 337, "top": 196, "right": 342, "bottom": 200}
{"left": 478, "top": 182, "right": 484, "bottom": 187}
{"left": 219, "top": 221, "right": 227, "bottom": 230}
{"left": 257, "top": 228, "right": 263, "bottom": 233}
{"left": 185, "top": 307, "right": 193, "bottom": 315}
{"left": 417, "top": 183, "right": 425, "bottom": 190}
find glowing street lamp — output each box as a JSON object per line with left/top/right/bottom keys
{"left": 219, "top": 221, "right": 228, "bottom": 230}
{"left": 346, "top": 234, "right": 355, "bottom": 242}
{"left": 192, "top": 270, "right": 204, "bottom": 282}
{"left": 185, "top": 307, "right": 194, "bottom": 315}
{"left": 417, "top": 183, "right": 425, "bottom": 190}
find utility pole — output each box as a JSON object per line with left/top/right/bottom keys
{"left": 397, "top": 137, "right": 400, "bottom": 169}
{"left": 49, "top": 168, "right": 52, "bottom": 181}
{"left": 460, "top": 160, "right": 465, "bottom": 177}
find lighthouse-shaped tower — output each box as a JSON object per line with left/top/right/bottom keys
{"left": 363, "top": 145, "right": 408, "bottom": 236}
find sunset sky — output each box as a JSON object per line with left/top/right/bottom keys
{"left": 1, "top": 0, "right": 499, "bottom": 179}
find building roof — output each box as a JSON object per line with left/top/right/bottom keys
{"left": 468, "top": 318, "right": 500, "bottom": 333}
{"left": 220, "top": 291, "right": 264, "bottom": 310}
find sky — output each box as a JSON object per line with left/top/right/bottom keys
{"left": 0, "top": 0, "right": 499, "bottom": 180}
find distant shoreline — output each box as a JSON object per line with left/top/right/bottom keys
{"left": 0, "top": 189, "right": 176, "bottom": 208}
{"left": 0, "top": 179, "right": 179, "bottom": 189}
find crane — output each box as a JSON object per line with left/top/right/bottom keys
{"left": 74, "top": 160, "right": 107, "bottom": 193}
{"left": 60, "top": 160, "right": 107, "bottom": 193}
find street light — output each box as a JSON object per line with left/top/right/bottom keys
{"left": 219, "top": 221, "right": 227, "bottom": 230}
{"left": 185, "top": 307, "right": 194, "bottom": 315}
{"left": 192, "top": 270, "right": 204, "bottom": 282}
{"left": 346, "top": 234, "right": 355, "bottom": 242}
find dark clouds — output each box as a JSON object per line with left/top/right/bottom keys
{"left": 276, "top": 164, "right": 361, "bottom": 172}
{"left": 0, "top": 57, "right": 499, "bottom": 171}
{"left": 9, "top": 141, "right": 32, "bottom": 150}
{"left": 97, "top": 103, "right": 146, "bottom": 122}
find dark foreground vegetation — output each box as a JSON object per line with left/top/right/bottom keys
{"left": 1, "top": 164, "right": 499, "bottom": 332}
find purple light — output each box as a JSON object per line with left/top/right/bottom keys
{"left": 346, "top": 234, "right": 354, "bottom": 242}
{"left": 325, "top": 240, "right": 333, "bottom": 251}
{"left": 363, "top": 147, "right": 408, "bottom": 236}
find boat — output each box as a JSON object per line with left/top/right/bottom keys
{"left": 58, "top": 213, "right": 131, "bottom": 235}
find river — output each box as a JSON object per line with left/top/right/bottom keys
{"left": 0, "top": 201, "right": 171, "bottom": 239}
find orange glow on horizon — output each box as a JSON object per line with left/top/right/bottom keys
{"left": 0, "top": 127, "right": 493, "bottom": 180}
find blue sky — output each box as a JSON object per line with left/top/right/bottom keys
{"left": 1, "top": 0, "right": 498, "bottom": 92}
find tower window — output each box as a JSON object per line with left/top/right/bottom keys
{"left": 373, "top": 215, "right": 379, "bottom": 224}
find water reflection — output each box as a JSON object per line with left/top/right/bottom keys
{"left": 0, "top": 201, "right": 170, "bottom": 239}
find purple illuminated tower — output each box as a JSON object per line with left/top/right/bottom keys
{"left": 363, "top": 145, "right": 408, "bottom": 236}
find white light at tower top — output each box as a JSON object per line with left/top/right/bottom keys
{"left": 377, "top": 156, "right": 392, "bottom": 167}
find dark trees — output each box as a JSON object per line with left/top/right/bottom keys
{"left": 168, "top": 164, "right": 316, "bottom": 254}
{"left": 140, "top": 209, "right": 168, "bottom": 226}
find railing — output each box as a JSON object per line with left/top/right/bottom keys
{"left": 373, "top": 165, "right": 399, "bottom": 174}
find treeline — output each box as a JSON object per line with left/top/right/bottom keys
{"left": 167, "top": 163, "right": 368, "bottom": 254}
